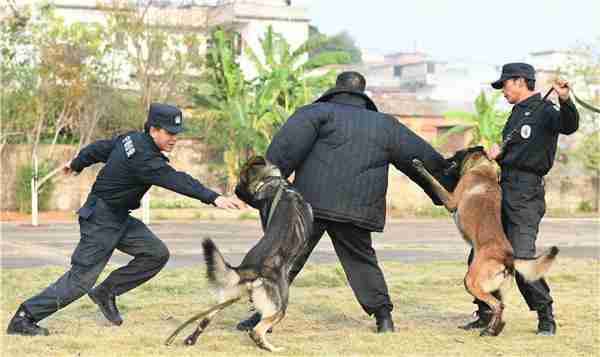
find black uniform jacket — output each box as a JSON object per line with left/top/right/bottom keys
{"left": 70, "top": 131, "right": 219, "bottom": 212}
{"left": 499, "top": 94, "right": 579, "bottom": 176}
{"left": 266, "top": 89, "right": 457, "bottom": 232}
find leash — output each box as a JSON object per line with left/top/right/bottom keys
{"left": 265, "top": 184, "right": 285, "bottom": 228}
{"left": 498, "top": 87, "right": 555, "bottom": 157}
{"left": 164, "top": 297, "right": 240, "bottom": 346}
{"left": 572, "top": 88, "right": 600, "bottom": 114}
{"left": 500, "top": 85, "right": 600, "bottom": 157}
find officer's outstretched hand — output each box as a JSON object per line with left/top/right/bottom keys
{"left": 487, "top": 144, "right": 502, "bottom": 161}
{"left": 553, "top": 79, "right": 570, "bottom": 101}
{"left": 62, "top": 161, "right": 74, "bottom": 176}
{"left": 213, "top": 196, "right": 245, "bottom": 210}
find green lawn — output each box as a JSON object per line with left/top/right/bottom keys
{"left": 2, "top": 259, "right": 598, "bottom": 356}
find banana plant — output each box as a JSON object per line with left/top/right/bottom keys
{"left": 436, "top": 91, "right": 509, "bottom": 150}
{"left": 191, "top": 26, "right": 346, "bottom": 190}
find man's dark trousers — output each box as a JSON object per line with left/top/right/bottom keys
{"left": 22, "top": 196, "right": 170, "bottom": 321}
{"left": 287, "top": 218, "right": 393, "bottom": 315}
{"left": 468, "top": 170, "right": 552, "bottom": 311}
{"left": 501, "top": 170, "right": 553, "bottom": 310}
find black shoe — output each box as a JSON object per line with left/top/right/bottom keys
{"left": 375, "top": 311, "right": 395, "bottom": 333}
{"left": 459, "top": 309, "right": 492, "bottom": 330}
{"left": 89, "top": 286, "right": 123, "bottom": 326}
{"left": 537, "top": 306, "right": 556, "bottom": 336}
{"left": 6, "top": 306, "right": 49, "bottom": 336}
{"left": 236, "top": 312, "right": 272, "bottom": 333}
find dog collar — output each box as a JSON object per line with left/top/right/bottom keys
{"left": 249, "top": 166, "right": 283, "bottom": 195}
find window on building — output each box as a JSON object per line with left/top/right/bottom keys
{"left": 394, "top": 65, "right": 403, "bottom": 77}
{"left": 427, "top": 62, "right": 435, "bottom": 74}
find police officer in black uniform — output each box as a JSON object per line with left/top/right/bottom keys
{"left": 460, "top": 63, "right": 579, "bottom": 336}
{"left": 7, "top": 103, "right": 243, "bottom": 336}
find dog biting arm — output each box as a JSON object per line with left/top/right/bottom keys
{"left": 388, "top": 121, "right": 459, "bottom": 206}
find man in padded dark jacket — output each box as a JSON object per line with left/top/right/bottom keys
{"left": 236, "top": 71, "right": 458, "bottom": 333}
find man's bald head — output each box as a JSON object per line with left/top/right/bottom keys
{"left": 335, "top": 71, "right": 366, "bottom": 92}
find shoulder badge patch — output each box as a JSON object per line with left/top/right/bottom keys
{"left": 122, "top": 135, "right": 136, "bottom": 158}
{"left": 520, "top": 125, "right": 532, "bottom": 139}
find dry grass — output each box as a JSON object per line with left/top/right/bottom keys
{"left": 2, "top": 258, "right": 599, "bottom": 357}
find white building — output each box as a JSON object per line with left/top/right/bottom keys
{"left": 4, "top": 0, "right": 310, "bottom": 79}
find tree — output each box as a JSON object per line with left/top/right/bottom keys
{"left": 562, "top": 38, "right": 600, "bottom": 212}
{"left": 102, "top": 0, "right": 205, "bottom": 118}
{"left": 1, "top": 3, "right": 112, "bottom": 223}
{"left": 436, "top": 91, "right": 509, "bottom": 150}
{"left": 574, "top": 130, "right": 600, "bottom": 212}
{"left": 191, "top": 26, "right": 342, "bottom": 190}
{"left": 0, "top": 3, "right": 39, "bottom": 153}
{"left": 309, "top": 25, "right": 361, "bottom": 64}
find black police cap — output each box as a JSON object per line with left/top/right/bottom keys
{"left": 491, "top": 63, "right": 536, "bottom": 89}
{"left": 147, "top": 103, "right": 184, "bottom": 134}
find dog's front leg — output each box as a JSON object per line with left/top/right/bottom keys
{"left": 412, "top": 159, "right": 457, "bottom": 212}
{"left": 249, "top": 311, "right": 285, "bottom": 352}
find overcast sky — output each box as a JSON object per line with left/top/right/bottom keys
{"left": 295, "top": 0, "right": 599, "bottom": 64}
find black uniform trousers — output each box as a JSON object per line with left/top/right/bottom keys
{"left": 22, "top": 196, "right": 170, "bottom": 321}
{"left": 468, "top": 169, "right": 553, "bottom": 312}
{"left": 287, "top": 218, "right": 393, "bottom": 316}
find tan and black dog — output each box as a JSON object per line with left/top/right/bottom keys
{"left": 412, "top": 146, "right": 558, "bottom": 336}
{"left": 167, "top": 156, "right": 312, "bottom": 352}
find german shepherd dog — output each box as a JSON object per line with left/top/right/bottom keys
{"left": 412, "top": 146, "right": 558, "bottom": 336}
{"left": 172, "top": 157, "right": 313, "bottom": 352}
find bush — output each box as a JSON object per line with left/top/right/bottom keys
{"left": 577, "top": 200, "right": 594, "bottom": 213}
{"left": 14, "top": 161, "right": 56, "bottom": 213}
{"left": 149, "top": 198, "right": 200, "bottom": 209}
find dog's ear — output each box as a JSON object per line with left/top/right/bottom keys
{"left": 239, "top": 156, "right": 267, "bottom": 182}
{"left": 469, "top": 146, "right": 485, "bottom": 154}
{"left": 247, "top": 156, "right": 266, "bottom": 166}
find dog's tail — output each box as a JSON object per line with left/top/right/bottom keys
{"left": 513, "top": 246, "right": 559, "bottom": 282}
{"left": 202, "top": 238, "right": 241, "bottom": 288}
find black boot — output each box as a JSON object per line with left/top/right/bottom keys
{"left": 89, "top": 285, "right": 123, "bottom": 326}
{"left": 6, "top": 306, "right": 49, "bottom": 336}
{"left": 537, "top": 305, "right": 556, "bottom": 336}
{"left": 459, "top": 307, "right": 493, "bottom": 330}
{"left": 236, "top": 312, "right": 272, "bottom": 333}
{"left": 375, "top": 309, "right": 395, "bottom": 333}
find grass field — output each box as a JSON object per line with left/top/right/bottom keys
{"left": 2, "top": 258, "right": 599, "bottom": 356}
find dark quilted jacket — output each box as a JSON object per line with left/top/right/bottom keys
{"left": 266, "top": 90, "right": 456, "bottom": 232}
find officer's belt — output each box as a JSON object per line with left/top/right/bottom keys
{"left": 501, "top": 167, "right": 543, "bottom": 184}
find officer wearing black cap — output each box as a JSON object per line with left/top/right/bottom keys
{"left": 460, "top": 63, "right": 579, "bottom": 336}
{"left": 6, "top": 103, "right": 243, "bottom": 336}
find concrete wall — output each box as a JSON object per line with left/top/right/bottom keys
{"left": 0, "top": 140, "right": 223, "bottom": 212}
{"left": 1, "top": 141, "right": 595, "bottom": 214}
